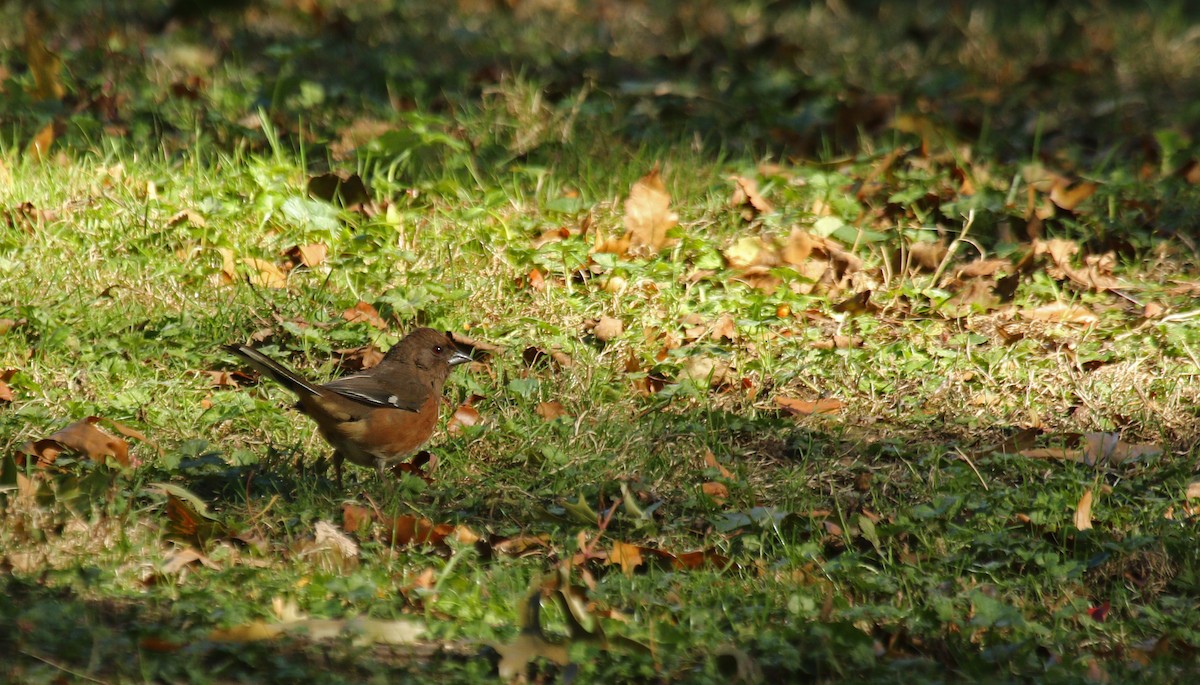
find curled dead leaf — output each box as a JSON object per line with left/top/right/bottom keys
{"left": 1074, "top": 488, "right": 1094, "bottom": 531}
{"left": 775, "top": 396, "right": 845, "bottom": 416}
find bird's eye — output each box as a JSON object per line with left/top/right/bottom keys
{"left": 434, "top": 346, "right": 443, "bottom": 353}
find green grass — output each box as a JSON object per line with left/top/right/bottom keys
{"left": 3, "top": 0, "right": 1200, "bottom": 682}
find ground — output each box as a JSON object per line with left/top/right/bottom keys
{"left": 2, "top": 1, "right": 1200, "bottom": 683}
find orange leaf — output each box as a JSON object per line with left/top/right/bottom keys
{"left": 609, "top": 541, "right": 645, "bottom": 575}
{"left": 0, "top": 379, "right": 12, "bottom": 403}
{"left": 775, "top": 396, "right": 845, "bottom": 416}
{"left": 702, "top": 449, "right": 734, "bottom": 480}
{"left": 701, "top": 481, "right": 729, "bottom": 503}
{"left": 535, "top": 401, "right": 569, "bottom": 421}
{"left": 342, "top": 301, "right": 387, "bottom": 329}
{"left": 241, "top": 257, "right": 287, "bottom": 289}
{"left": 26, "top": 120, "right": 58, "bottom": 162}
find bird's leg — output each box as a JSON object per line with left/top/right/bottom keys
{"left": 333, "top": 451, "right": 345, "bottom": 488}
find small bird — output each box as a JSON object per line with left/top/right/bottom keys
{"left": 224, "top": 328, "right": 471, "bottom": 485}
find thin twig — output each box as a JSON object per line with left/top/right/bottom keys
{"left": 928, "top": 209, "right": 975, "bottom": 290}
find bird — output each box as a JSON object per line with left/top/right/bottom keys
{"left": 224, "top": 327, "right": 471, "bottom": 485}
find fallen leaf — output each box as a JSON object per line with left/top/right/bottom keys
{"left": 342, "top": 301, "right": 387, "bottom": 329}
{"left": 1049, "top": 179, "right": 1097, "bottom": 211}
{"left": 160, "top": 547, "right": 220, "bottom": 575}
{"left": 1074, "top": 488, "right": 1094, "bottom": 531}
{"left": 623, "top": 167, "right": 678, "bottom": 255}
{"left": 535, "top": 401, "right": 569, "bottom": 421}
{"left": 1019, "top": 302, "right": 1098, "bottom": 324}
{"left": 701, "top": 481, "right": 729, "bottom": 503}
{"left": 591, "top": 316, "right": 623, "bottom": 342}
{"left": 703, "top": 449, "right": 734, "bottom": 480}
{"left": 906, "top": 240, "right": 948, "bottom": 272}
{"left": 20, "top": 417, "right": 132, "bottom": 467}
{"left": 1185, "top": 481, "right": 1200, "bottom": 500}
{"left": 446, "top": 403, "right": 482, "bottom": 436}
{"left": 0, "top": 379, "right": 12, "bottom": 403}
{"left": 775, "top": 396, "right": 845, "bottom": 416}
{"left": 780, "top": 228, "right": 815, "bottom": 267}
{"left": 1020, "top": 432, "right": 1162, "bottom": 466}
{"left": 724, "top": 236, "right": 778, "bottom": 270}
{"left": 492, "top": 534, "right": 552, "bottom": 557}
{"left": 526, "top": 267, "right": 545, "bottom": 291}
{"left": 285, "top": 243, "right": 327, "bottom": 268}
{"left": 678, "top": 356, "right": 732, "bottom": 388}
{"left": 731, "top": 175, "right": 772, "bottom": 217}
{"left": 609, "top": 541, "right": 645, "bottom": 575}
{"left": 710, "top": 313, "right": 737, "bottom": 342}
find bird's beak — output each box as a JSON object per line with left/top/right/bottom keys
{"left": 449, "top": 348, "right": 473, "bottom": 366}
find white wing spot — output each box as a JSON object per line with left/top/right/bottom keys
{"left": 387, "top": 395, "right": 400, "bottom": 406}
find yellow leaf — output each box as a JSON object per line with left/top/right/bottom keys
{"left": 1074, "top": 488, "right": 1094, "bottom": 531}
{"left": 623, "top": 167, "right": 678, "bottom": 255}
{"left": 242, "top": 258, "right": 288, "bottom": 289}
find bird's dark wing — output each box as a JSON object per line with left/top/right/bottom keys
{"left": 322, "top": 371, "right": 430, "bottom": 411}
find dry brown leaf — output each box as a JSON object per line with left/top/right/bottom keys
{"left": 907, "top": 241, "right": 948, "bottom": 272}
{"left": 1021, "top": 432, "right": 1162, "bottom": 466}
{"left": 160, "top": 547, "right": 220, "bottom": 575}
{"left": 703, "top": 449, "right": 734, "bottom": 480}
{"left": 678, "top": 356, "right": 732, "bottom": 388}
{"left": 241, "top": 257, "right": 287, "bottom": 289}
{"left": 1049, "top": 180, "right": 1097, "bottom": 211}
{"left": 492, "top": 534, "right": 552, "bottom": 557}
{"left": 0, "top": 379, "right": 12, "bottom": 403}
{"left": 446, "top": 403, "right": 482, "bottom": 436}
{"left": 710, "top": 313, "right": 737, "bottom": 342}
{"left": 701, "top": 481, "right": 729, "bottom": 503}
{"left": 167, "top": 209, "right": 207, "bottom": 229}
{"left": 535, "top": 401, "right": 569, "bottom": 421}
{"left": 591, "top": 316, "right": 624, "bottom": 342}
{"left": 811, "top": 335, "right": 864, "bottom": 350}
{"left": 287, "top": 243, "right": 327, "bottom": 268}
{"left": 775, "top": 396, "right": 845, "bottom": 416}
{"left": 20, "top": 417, "right": 132, "bottom": 467}
{"left": 526, "top": 267, "right": 545, "bottom": 291}
{"left": 623, "top": 167, "right": 678, "bottom": 255}
{"left": 342, "top": 301, "right": 387, "bottom": 329}
{"left": 609, "top": 541, "right": 645, "bottom": 575}
{"left": 724, "top": 236, "right": 779, "bottom": 270}
{"left": 1018, "top": 302, "right": 1098, "bottom": 324}
{"left": 1074, "top": 488, "right": 1094, "bottom": 531}
{"left": 1186, "top": 481, "right": 1200, "bottom": 501}
{"left": 731, "top": 175, "right": 772, "bottom": 217}
{"left": 953, "top": 258, "right": 1012, "bottom": 280}
{"left": 780, "top": 228, "right": 815, "bottom": 267}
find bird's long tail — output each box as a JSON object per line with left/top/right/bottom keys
{"left": 224, "top": 344, "right": 324, "bottom": 397}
